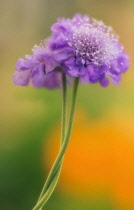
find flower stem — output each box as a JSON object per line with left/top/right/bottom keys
{"left": 38, "top": 74, "right": 67, "bottom": 207}
{"left": 61, "top": 73, "right": 67, "bottom": 145}
{"left": 32, "top": 77, "right": 79, "bottom": 210}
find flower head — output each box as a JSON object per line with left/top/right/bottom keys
{"left": 13, "top": 43, "right": 61, "bottom": 89}
{"left": 49, "top": 14, "right": 130, "bottom": 87}
{"left": 13, "top": 14, "right": 130, "bottom": 88}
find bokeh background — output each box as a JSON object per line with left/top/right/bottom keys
{"left": 1, "top": 0, "right": 134, "bottom": 209}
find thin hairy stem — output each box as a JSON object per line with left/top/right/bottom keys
{"left": 32, "top": 77, "right": 79, "bottom": 210}
{"left": 35, "top": 74, "right": 67, "bottom": 209}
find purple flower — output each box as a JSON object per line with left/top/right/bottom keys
{"left": 48, "top": 14, "right": 130, "bottom": 87}
{"left": 13, "top": 44, "right": 61, "bottom": 89}
{"left": 13, "top": 14, "right": 129, "bottom": 88}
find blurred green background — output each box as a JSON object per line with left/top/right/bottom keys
{"left": 1, "top": 0, "right": 134, "bottom": 209}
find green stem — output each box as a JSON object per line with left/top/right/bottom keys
{"left": 61, "top": 74, "right": 67, "bottom": 145}
{"left": 32, "top": 77, "right": 79, "bottom": 210}
{"left": 35, "top": 74, "right": 67, "bottom": 209}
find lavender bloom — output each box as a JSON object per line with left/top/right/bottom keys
{"left": 49, "top": 14, "right": 130, "bottom": 87}
{"left": 13, "top": 14, "right": 129, "bottom": 88}
{"left": 13, "top": 44, "right": 61, "bottom": 89}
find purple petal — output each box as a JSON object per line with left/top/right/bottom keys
{"left": 32, "top": 64, "right": 46, "bottom": 87}
{"left": 12, "top": 69, "right": 31, "bottom": 86}
{"left": 51, "top": 23, "right": 67, "bottom": 33}
{"left": 117, "top": 54, "right": 130, "bottom": 72}
{"left": 53, "top": 51, "right": 71, "bottom": 61}
{"left": 65, "top": 57, "right": 74, "bottom": 65}
{"left": 16, "top": 58, "right": 34, "bottom": 71}
{"left": 42, "top": 71, "right": 62, "bottom": 89}
{"left": 32, "top": 64, "right": 61, "bottom": 89}
{"left": 112, "top": 74, "right": 122, "bottom": 86}
{"left": 99, "top": 74, "right": 110, "bottom": 87}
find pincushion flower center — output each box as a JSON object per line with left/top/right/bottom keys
{"left": 69, "top": 24, "right": 119, "bottom": 66}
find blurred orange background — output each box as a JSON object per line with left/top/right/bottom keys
{"left": 45, "top": 109, "right": 134, "bottom": 210}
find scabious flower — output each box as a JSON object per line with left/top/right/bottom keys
{"left": 13, "top": 43, "right": 62, "bottom": 89}
{"left": 48, "top": 14, "right": 130, "bottom": 87}
{"left": 13, "top": 14, "right": 129, "bottom": 88}
{"left": 12, "top": 14, "right": 130, "bottom": 210}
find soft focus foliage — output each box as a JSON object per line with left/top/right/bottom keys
{"left": 1, "top": 0, "right": 134, "bottom": 209}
